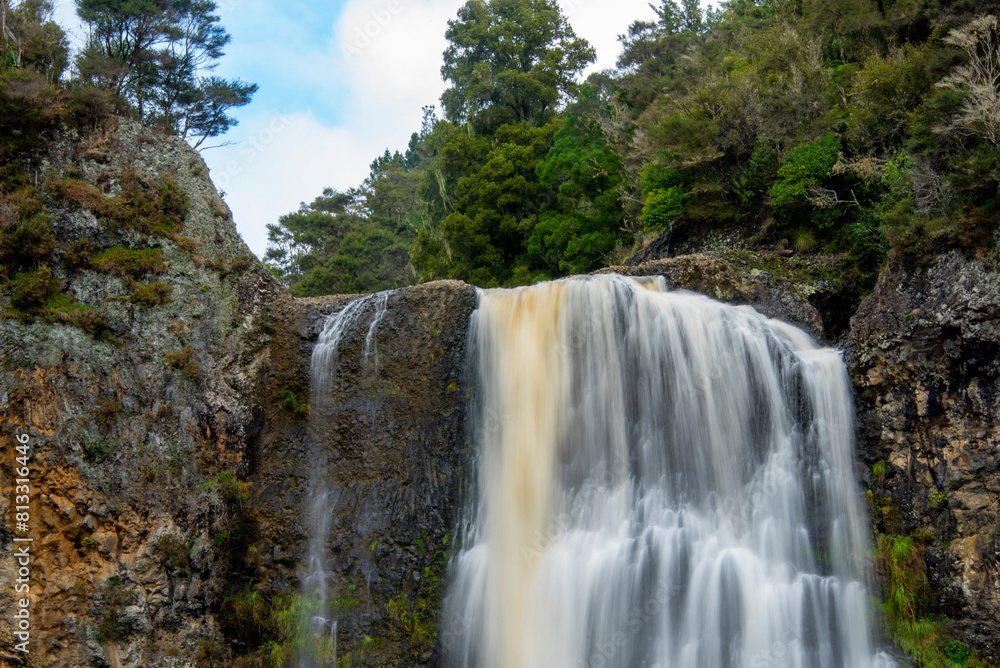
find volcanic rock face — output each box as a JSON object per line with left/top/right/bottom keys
{"left": 253, "top": 282, "right": 477, "bottom": 667}
{"left": 0, "top": 117, "right": 480, "bottom": 667}
{"left": 0, "top": 120, "right": 285, "bottom": 667}
{"left": 850, "top": 252, "right": 1000, "bottom": 661}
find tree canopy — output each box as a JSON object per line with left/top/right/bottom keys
{"left": 263, "top": 0, "right": 1000, "bottom": 294}
{"left": 74, "top": 0, "right": 256, "bottom": 145}
{"left": 440, "top": 0, "right": 595, "bottom": 132}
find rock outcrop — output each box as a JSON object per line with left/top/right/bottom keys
{"left": 250, "top": 282, "right": 476, "bottom": 666}
{"left": 598, "top": 253, "right": 826, "bottom": 338}
{"left": 850, "top": 252, "right": 1000, "bottom": 661}
{"left": 0, "top": 119, "right": 286, "bottom": 667}
{"left": 0, "top": 120, "right": 477, "bottom": 667}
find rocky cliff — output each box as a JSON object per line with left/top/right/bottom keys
{"left": 851, "top": 253, "right": 1000, "bottom": 662}
{"left": 0, "top": 119, "right": 485, "bottom": 667}
{"left": 0, "top": 119, "right": 285, "bottom": 667}
{"left": 1, "top": 123, "right": 998, "bottom": 667}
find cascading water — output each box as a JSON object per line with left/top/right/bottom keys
{"left": 443, "top": 274, "right": 895, "bottom": 668}
{"left": 299, "top": 292, "right": 390, "bottom": 668}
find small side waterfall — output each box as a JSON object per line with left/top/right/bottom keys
{"left": 443, "top": 274, "right": 894, "bottom": 668}
{"left": 298, "top": 292, "right": 390, "bottom": 668}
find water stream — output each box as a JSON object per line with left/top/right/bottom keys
{"left": 298, "top": 292, "right": 390, "bottom": 668}
{"left": 443, "top": 274, "right": 894, "bottom": 668}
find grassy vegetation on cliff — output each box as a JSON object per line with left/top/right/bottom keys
{"left": 876, "top": 534, "right": 987, "bottom": 668}
{"left": 219, "top": 590, "right": 337, "bottom": 668}
{"left": 868, "top": 462, "right": 990, "bottom": 667}
{"left": 49, "top": 166, "right": 189, "bottom": 234}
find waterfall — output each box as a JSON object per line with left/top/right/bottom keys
{"left": 443, "top": 274, "right": 894, "bottom": 668}
{"left": 298, "top": 292, "right": 390, "bottom": 668}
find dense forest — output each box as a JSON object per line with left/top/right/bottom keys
{"left": 263, "top": 0, "right": 1000, "bottom": 296}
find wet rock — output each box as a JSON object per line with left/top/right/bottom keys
{"left": 850, "top": 251, "right": 1000, "bottom": 661}
{"left": 598, "top": 253, "right": 825, "bottom": 339}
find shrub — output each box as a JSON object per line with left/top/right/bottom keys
{"left": 9, "top": 265, "right": 59, "bottom": 311}
{"left": 194, "top": 636, "right": 228, "bottom": 668}
{"left": 83, "top": 439, "right": 115, "bottom": 463}
{"left": 846, "top": 46, "right": 933, "bottom": 152}
{"left": 47, "top": 177, "right": 105, "bottom": 209}
{"left": 207, "top": 470, "right": 251, "bottom": 506}
{"left": 769, "top": 133, "right": 842, "bottom": 212}
{"left": 278, "top": 389, "right": 309, "bottom": 415}
{"left": 130, "top": 281, "right": 171, "bottom": 307}
{"left": 66, "top": 84, "right": 115, "bottom": 130}
{"left": 154, "top": 534, "right": 191, "bottom": 574}
{"left": 48, "top": 165, "right": 189, "bottom": 234}
{"left": 62, "top": 238, "right": 99, "bottom": 270}
{"left": 164, "top": 346, "right": 200, "bottom": 379}
{"left": 91, "top": 247, "right": 166, "bottom": 277}
{"left": 0, "top": 70, "right": 65, "bottom": 150}
{"left": 0, "top": 213, "right": 55, "bottom": 269}
{"left": 220, "top": 590, "right": 271, "bottom": 646}
{"left": 642, "top": 187, "right": 687, "bottom": 231}
{"left": 639, "top": 163, "right": 691, "bottom": 231}
{"left": 850, "top": 218, "right": 889, "bottom": 271}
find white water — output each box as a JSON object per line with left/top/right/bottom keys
{"left": 443, "top": 275, "right": 894, "bottom": 668}
{"left": 299, "top": 292, "right": 391, "bottom": 668}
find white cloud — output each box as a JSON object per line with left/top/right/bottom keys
{"left": 201, "top": 110, "right": 376, "bottom": 257}
{"left": 334, "top": 0, "right": 457, "bottom": 101}
{"left": 330, "top": 0, "right": 463, "bottom": 148}
{"left": 562, "top": 0, "right": 659, "bottom": 72}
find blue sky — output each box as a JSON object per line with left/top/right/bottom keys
{"left": 53, "top": 0, "right": 664, "bottom": 258}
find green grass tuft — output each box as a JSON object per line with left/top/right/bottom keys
{"left": 92, "top": 246, "right": 166, "bottom": 277}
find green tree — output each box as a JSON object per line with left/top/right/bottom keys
{"left": 846, "top": 45, "right": 932, "bottom": 153}
{"left": 440, "top": 0, "right": 595, "bottom": 132}
{"left": 181, "top": 76, "right": 257, "bottom": 148}
{"left": 527, "top": 112, "right": 626, "bottom": 274}
{"left": 74, "top": 0, "right": 254, "bottom": 144}
{"left": 768, "top": 132, "right": 848, "bottom": 233}
{"left": 265, "top": 162, "right": 418, "bottom": 297}
{"left": 144, "top": 0, "right": 230, "bottom": 130}
{"left": 411, "top": 122, "right": 556, "bottom": 285}
{"left": 1, "top": 0, "right": 68, "bottom": 82}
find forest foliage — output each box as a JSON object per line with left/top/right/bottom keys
{"left": 266, "top": 0, "right": 1000, "bottom": 295}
